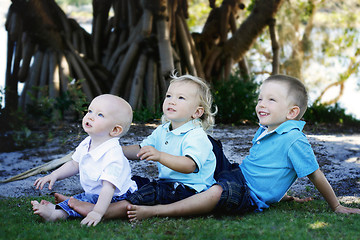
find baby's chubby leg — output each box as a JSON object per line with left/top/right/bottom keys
{"left": 68, "top": 197, "right": 94, "bottom": 217}
{"left": 68, "top": 197, "right": 130, "bottom": 219}
{"left": 54, "top": 193, "right": 70, "bottom": 204}
{"left": 31, "top": 200, "right": 68, "bottom": 222}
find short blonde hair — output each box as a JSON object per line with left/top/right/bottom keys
{"left": 264, "top": 75, "right": 308, "bottom": 119}
{"left": 162, "top": 73, "right": 217, "bottom": 131}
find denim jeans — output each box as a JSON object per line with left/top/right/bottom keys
{"left": 214, "top": 163, "right": 254, "bottom": 214}
{"left": 126, "top": 180, "right": 197, "bottom": 205}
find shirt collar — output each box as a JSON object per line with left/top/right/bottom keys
{"left": 162, "top": 119, "right": 201, "bottom": 135}
{"left": 82, "top": 136, "right": 120, "bottom": 161}
{"left": 260, "top": 120, "right": 305, "bottom": 135}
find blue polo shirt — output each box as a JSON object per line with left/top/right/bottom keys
{"left": 140, "top": 120, "right": 216, "bottom": 192}
{"left": 240, "top": 120, "right": 319, "bottom": 211}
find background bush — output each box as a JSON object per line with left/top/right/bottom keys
{"left": 304, "top": 103, "right": 360, "bottom": 125}
{"left": 213, "top": 73, "right": 259, "bottom": 125}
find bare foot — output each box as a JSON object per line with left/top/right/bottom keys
{"left": 39, "top": 200, "right": 52, "bottom": 205}
{"left": 127, "top": 204, "right": 157, "bottom": 222}
{"left": 31, "top": 200, "right": 67, "bottom": 222}
{"left": 68, "top": 197, "right": 94, "bottom": 217}
{"left": 54, "top": 193, "right": 70, "bottom": 204}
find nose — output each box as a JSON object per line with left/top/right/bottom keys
{"left": 256, "top": 102, "right": 264, "bottom": 111}
{"left": 86, "top": 112, "right": 94, "bottom": 121}
{"left": 168, "top": 97, "right": 175, "bottom": 105}
{"left": 257, "top": 100, "right": 265, "bottom": 108}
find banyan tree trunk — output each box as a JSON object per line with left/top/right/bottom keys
{"left": 4, "top": 0, "right": 283, "bottom": 115}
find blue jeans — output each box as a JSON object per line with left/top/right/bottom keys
{"left": 214, "top": 163, "right": 255, "bottom": 214}
{"left": 126, "top": 180, "right": 197, "bottom": 205}
{"left": 56, "top": 191, "right": 131, "bottom": 218}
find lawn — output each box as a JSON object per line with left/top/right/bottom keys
{"left": 1, "top": 196, "right": 359, "bottom": 240}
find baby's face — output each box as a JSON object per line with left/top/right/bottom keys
{"left": 82, "top": 97, "right": 119, "bottom": 138}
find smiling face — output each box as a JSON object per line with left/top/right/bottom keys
{"left": 256, "top": 81, "right": 299, "bottom": 132}
{"left": 162, "top": 81, "right": 204, "bottom": 129}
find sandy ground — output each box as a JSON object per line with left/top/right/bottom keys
{"left": 0, "top": 123, "right": 360, "bottom": 205}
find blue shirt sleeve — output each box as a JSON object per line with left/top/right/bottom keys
{"left": 288, "top": 135, "right": 319, "bottom": 178}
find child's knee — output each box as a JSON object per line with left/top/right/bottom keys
{"left": 209, "top": 185, "right": 223, "bottom": 199}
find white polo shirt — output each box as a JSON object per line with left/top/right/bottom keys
{"left": 72, "top": 136, "right": 137, "bottom": 196}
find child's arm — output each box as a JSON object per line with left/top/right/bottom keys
{"left": 307, "top": 168, "right": 360, "bottom": 214}
{"left": 33, "top": 160, "right": 79, "bottom": 190}
{"left": 122, "top": 145, "right": 141, "bottom": 160}
{"left": 80, "top": 180, "right": 116, "bottom": 227}
{"left": 137, "top": 145, "right": 196, "bottom": 174}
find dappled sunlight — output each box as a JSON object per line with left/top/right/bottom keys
{"left": 308, "top": 221, "right": 329, "bottom": 230}
{"left": 338, "top": 196, "right": 360, "bottom": 204}
{"left": 307, "top": 134, "right": 360, "bottom": 165}
{"left": 308, "top": 134, "right": 360, "bottom": 145}
{"left": 346, "top": 157, "right": 360, "bottom": 165}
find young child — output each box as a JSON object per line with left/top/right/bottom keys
{"left": 122, "top": 74, "right": 360, "bottom": 220}
{"left": 64, "top": 73, "right": 218, "bottom": 220}
{"left": 31, "top": 94, "right": 138, "bottom": 226}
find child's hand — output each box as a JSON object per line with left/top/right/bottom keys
{"left": 137, "top": 146, "right": 161, "bottom": 162}
{"left": 334, "top": 204, "right": 360, "bottom": 214}
{"left": 81, "top": 211, "right": 102, "bottom": 227}
{"left": 33, "top": 174, "right": 57, "bottom": 190}
{"left": 281, "top": 194, "right": 313, "bottom": 203}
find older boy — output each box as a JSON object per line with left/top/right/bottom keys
{"left": 124, "top": 74, "right": 360, "bottom": 220}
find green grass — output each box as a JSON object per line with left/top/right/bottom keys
{"left": 1, "top": 197, "right": 360, "bottom": 240}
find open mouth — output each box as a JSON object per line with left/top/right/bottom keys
{"left": 258, "top": 111, "right": 269, "bottom": 116}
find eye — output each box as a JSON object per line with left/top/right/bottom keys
{"left": 269, "top": 98, "right": 276, "bottom": 102}
{"left": 179, "top": 96, "right": 185, "bottom": 100}
{"left": 165, "top": 94, "right": 171, "bottom": 98}
{"left": 88, "top": 109, "right": 92, "bottom": 114}
{"left": 98, "top": 113, "right": 104, "bottom": 118}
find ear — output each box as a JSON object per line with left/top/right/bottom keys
{"left": 110, "top": 125, "right": 123, "bottom": 137}
{"left": 287, "top": 106, "right": 300, "bottom": 120}
{"left": 192, "top": 107, "right": 204, "bottom": 119}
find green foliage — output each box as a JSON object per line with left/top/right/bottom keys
{"left": 6, "top": 79, "right": 87, "bottom": 150}
{"left": 133, "top": 107, "right": 162, "bottom": 124}
{"left": 1, "top": 197, "right": 360, "bottom": 239}
{"left": 187, "top": 0, "right": 212, "bottom": 31}
{"left": 8, "top": 110, "right": 47, "bottom": 149}
{"left": 304, "top": 103, "right": 360, "bottom": 125}
{"left": 213, "top": 73, "right": 258, "bottom": 125}
{"left": 54, "top": 79, "right": 88, "bottom": 121}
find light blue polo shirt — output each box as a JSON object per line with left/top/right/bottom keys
{"left": 140, "top": 120, "right": 216, "bottom": 192}
{"left": 240, "top": 120, "right": 319, "bottom": 211}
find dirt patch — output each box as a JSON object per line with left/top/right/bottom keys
{"left": 0, "top": 123, "right": 359, "bottom": 205}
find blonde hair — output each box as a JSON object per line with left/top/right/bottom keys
{"left": 264, "top": 75, "right": 308, "bottom": 119}
{"left": 162, "top": 73, "right": 217, "bottom": 131}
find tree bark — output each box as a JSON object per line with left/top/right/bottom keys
{"left": 3, "top": 0, "right": 285, "bottom": 115}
